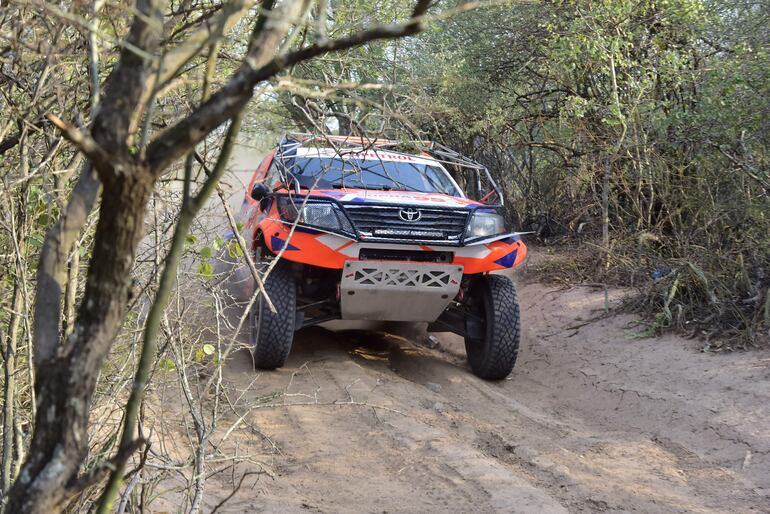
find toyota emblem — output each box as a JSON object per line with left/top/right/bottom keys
{"left": 399, "top": 208, "right": 422, "bottom": 222}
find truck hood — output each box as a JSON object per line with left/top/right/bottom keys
{"left": 309, "top": 188, "right": 480, "bottom": 209}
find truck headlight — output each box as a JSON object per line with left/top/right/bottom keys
{"left": 277, "top": 197, "right": 354, "bottom": 234}
{"left": 465, "top": 211, "right": 506, "bottom": 240}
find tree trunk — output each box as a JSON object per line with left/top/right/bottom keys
{"left": 6, "top": 168, "right": 153, "bottom": 514}
{"left": 2, "top": 129, "right": 31, "bottom": 493}
{"left": 2, "top": 282, "right": 23, "bottom": 492}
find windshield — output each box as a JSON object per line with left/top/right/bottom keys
{"left": 284, "top": 156, "right": 461, "bottom": 196}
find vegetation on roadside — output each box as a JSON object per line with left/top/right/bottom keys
{"left": 359, "top": 0, "right": 769, "bottom": 348}
{"left": 422, "top": 0, "right": 769, "bottom": 348}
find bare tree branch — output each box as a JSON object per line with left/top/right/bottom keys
{"left": 0, "top": 119, "right": 49, "bottom": 156}
{"left": 32, "top": 165, "right": 100, "bottom": 366}
{"left": 146, "top": 0, "right": 431, "bottom": 174}
{"left": 90, "top": 0, "right": 164, "bottom": 161}
{"left": 131, "top": 0, "right": 252, "bottom": 133}
{"left": 46, "top": 115, "right": 112, "bottom": 177}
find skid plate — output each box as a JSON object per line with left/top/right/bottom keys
{"left": 340, "top": 261, "right": 463, "bottom": 322}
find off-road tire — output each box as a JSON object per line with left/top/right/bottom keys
{"left": 464, "top": 274, "right": 521, "bottom": 380}
{"left": 251, "top": 258, "right": 296, "bottom": 369}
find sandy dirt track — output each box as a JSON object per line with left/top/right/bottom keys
{"left": 166, "top": 259, "right": 770, "bottom": 514}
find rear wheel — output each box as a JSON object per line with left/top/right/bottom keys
{"left": 250, "top": 249, "right": 296, "bottom": 369}
{"left": 464, "top": 274, "right": 521, "bottom": 380}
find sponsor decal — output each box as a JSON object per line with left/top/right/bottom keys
{"left": 271, "top": 235, "right": 299, "bottom": 251}
{"left": 494, "top": 248, "right": 519, "bottom": 268}
{"left": 373, "top": 229, "right": 443, "bottom": 238}
{"left": 294, "top": 147, "right": 436, "bottom": 165}
{"left": 314, "top": 190, "right": 476, "bottom": 207}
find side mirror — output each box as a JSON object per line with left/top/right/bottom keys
{"left": 250, "top": 182, "right": 270, "bottom": 201}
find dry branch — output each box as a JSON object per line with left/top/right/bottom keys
{"left": 46, "top": 115, "right": 112, "bottom": 176}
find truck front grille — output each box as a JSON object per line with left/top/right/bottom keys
{"left": 343, "top": 204, "right": 469, "bottom": 244}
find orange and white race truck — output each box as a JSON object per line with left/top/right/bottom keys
{"left": 241, "top": 135, "right": 527, "bottom": 380}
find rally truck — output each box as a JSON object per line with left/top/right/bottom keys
{"left": 241, "top": 134, "right": 527, "bottom": 380}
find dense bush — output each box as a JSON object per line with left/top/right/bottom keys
{"left": 396, "top": 0, "right": 769, "bottom": 346}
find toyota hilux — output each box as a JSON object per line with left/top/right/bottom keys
{"left": 241, "top": 134, "right": 527, "bottom": 380}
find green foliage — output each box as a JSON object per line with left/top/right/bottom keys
{"left": 197, "top": 259, "right": 214, "bottom": 281}
{"left": 158, "top": 357, "right": 177, "bottom": 372}
{"left": 194, "top": 344, "right": 219, "bottom": 365}
{"left": 401, "top": 0, "right": 770, "bottom": 345}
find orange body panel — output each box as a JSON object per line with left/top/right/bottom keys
{"left": 248, "top": 212, "right": 527, "bottom": 274}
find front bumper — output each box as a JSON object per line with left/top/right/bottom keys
{"left": 259, "top": 217, "right": 527, "bottom": 274}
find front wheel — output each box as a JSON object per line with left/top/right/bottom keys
{"left": 464, "top": 275, "right": 521, "bottom": 380}
{"left": 250, "top": 257, "right": 296, "bottom": 369}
